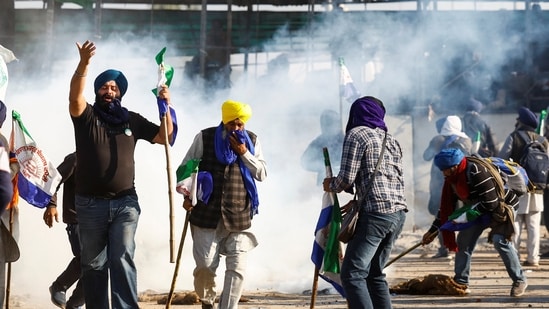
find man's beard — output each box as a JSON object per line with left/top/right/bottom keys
{"left": 95, "top": 94, "right": 121, "bottom": 109}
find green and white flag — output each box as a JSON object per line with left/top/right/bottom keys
{"left": 176, "top": 159, "right": 200, "bottom": 206}
{"left": 151, "top": 47, "right": 178, "bottom": 146}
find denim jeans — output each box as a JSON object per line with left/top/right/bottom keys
{"left": 67, "top": 224, "right": 81, "bottom": 258}
{"left": 340, "top": 210, "right": 406, "bottom": 309}
{"left": 54, "top": 224, "right": 84, "bottom": 305}
{"left": 76, "top": 194, "right": 141, "bottom": 309}
{"left": 454, "top": 222, "right": 525, "bottom": 285}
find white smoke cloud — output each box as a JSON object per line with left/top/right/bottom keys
{"left": 1, "top": 6, "right": 536, "bottom": 306}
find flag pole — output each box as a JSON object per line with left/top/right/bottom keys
{"left": 310, "top": 267, "right": 319, "bottom": 309}
{"left": 310, "top": 147, "right": 339, "bottom": 309}
{"left": 5, "top": 207, "right": 14, "bottom": 309}
{"left": 338, "top": 57, "right": 344, "bottom": 131}
{"left": 161, "top": 112, "right": 176, "bottom": 263}
{"left": 155, "top": 52, "right": 176, "bottom": 263}
{"left": 165, "top": 211, "right": 191, "bottom": 309}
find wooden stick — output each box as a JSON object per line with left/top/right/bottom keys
{"left": 310, "top": 267, "right": 320, "bottom": 309}
{"left": 5, "top": 207, "right": 15, "bottom": 309}
{"left": 165, "top": 211, "right": 191, "bottom": 309}
{"left": 161, "top": 114, "right": 176, "bottom": 263}
{"left": 384, "top": 231, "right": 439, "bottom": 269}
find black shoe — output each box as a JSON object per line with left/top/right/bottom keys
{"left": 202, "top": 304, "right": 214, "bottom": 309}
{"left": 49, "top": 282, "right": 66, "bottom": 308}
{"left": 540, "top": 251, "right": 549, "bottom": 259}
{"left": 66, "top": 297, "right": 85, "bottom": 309}
{"left": 431, "top": 252, "right": 452, "bottom": 259}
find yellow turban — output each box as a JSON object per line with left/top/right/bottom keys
{"left": 221, "top": 100, "right": 252, "bottom": 124}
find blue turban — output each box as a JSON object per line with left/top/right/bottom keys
{"left": 94, "top": 69, "right": 128, "bottom": 98}
{"left": 466, "top": 98, "right": 483, "bottom": 113}
{"left": 0, "top": 100, "right": 6, "bottom": 127}
{"left": 434, "top": 148, "right": 465, "bottom": 171}
{"left": 517, "top": 106, "right": 538, "bottom": 128}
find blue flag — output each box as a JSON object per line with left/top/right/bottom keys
{"left": 10, "top": 111, "right": 61, "bottom": 208}
{"left": 311, "top": 191, "right": 346, "bottom": 297}
{"left": 339, "top": 58, "right": 360, "bottom": 103}
{"left": 311, "top": 148, "right": 345, "bottom": 297}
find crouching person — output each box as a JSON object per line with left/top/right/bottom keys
{"left": 421, "top": 148, "right": 527, "bottom": 297}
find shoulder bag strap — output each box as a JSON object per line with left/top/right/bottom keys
{"left": 517, "top": 129, "right": 546, "bottom": 150}
{"left": 467, "top": 156, "right": 505, "bottom": 199}
{"left": 517, "top": 130, "right": 532, "bottom": 145}
{"left": 363, "top": 131, "right": 388, "bottom": 196}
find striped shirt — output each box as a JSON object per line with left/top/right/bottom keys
{"left": 430, "top": 158, "right": 519, "bottom": 231}
{"left": 330, "top": 126, "right": 407, "bottom": 214}
{"left": 466, "top": 160, "right": 519, "bottom": 212}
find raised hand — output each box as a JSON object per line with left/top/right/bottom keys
{"left": 76, "top": 40, "right": 96, "bottom": 64}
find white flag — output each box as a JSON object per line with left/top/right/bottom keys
{"left": 10, "top": 111, "right": 61, "bottom": 208}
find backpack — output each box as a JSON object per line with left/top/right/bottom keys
{"left": 485, "top": 157, "right": 532, "bottom": 196}
{"left": 444, "top": 135, "right": 470, "bottom": 156}
{"left": 468, "top": 156, "right": 532, "bottom": 196}
{"left": 517, "top": 131, "right": 549, "bottom": 191}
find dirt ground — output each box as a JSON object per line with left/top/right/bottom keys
{"left": 5, "top": 228, "right": 547, "bottom": 308}
{"left": 135, "top": 229, "right": 549, "bottom": 309}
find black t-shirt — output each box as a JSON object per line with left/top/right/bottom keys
{"left": 71, "top": 104, "right": 158, "bottom": 197}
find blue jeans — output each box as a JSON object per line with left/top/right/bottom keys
{"left": 340, "top": 210, "right": 406, "bottom": 309}
{"left": 67, "top": 223, "right": 81, "bottom": 258}
{"left": 54, "top": 224, "right": 84, "bottom": 305}
{"left": 454, "top": 222, "right": 525, "bottom": 285}
{"left": 75, "top": 194, "right": 141, "bottom": 309}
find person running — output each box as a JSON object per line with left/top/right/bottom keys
{"left": 69, "top": 40, "right": 174, "bottom": 308}
{"left": 45, "top": 152, "right": 84, "bottom": 309}
{"left": 177, "top": 100, "right": 266, "bottom": 309}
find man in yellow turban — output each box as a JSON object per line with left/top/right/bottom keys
{"left": 177, "top": 99, "right": 267, "bottom": 309}
{"left": 221, "top": 100, "right": 252, "bottom": 125}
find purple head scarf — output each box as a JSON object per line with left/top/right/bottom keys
{"left": 345, "top": 96, "right": 387, "bottom": 133}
